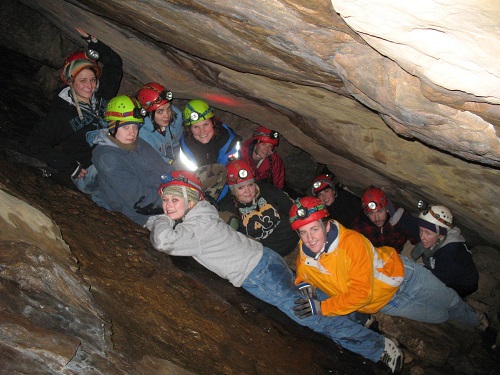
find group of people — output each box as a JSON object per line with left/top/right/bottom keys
{"left": 25, "top": 30, "right": 485, "bottom": 375}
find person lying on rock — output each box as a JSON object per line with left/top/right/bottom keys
{"left": 146, "top": 171, "right": 405, "bottom": 375}
{"left": 92, "top": 95, "right": 174, "bottom": 226}
{"left": 289, "top": 197, "right": 489, "bottom": 343}
{"left": 411, "top": 204, "right": 479, "bottom": 298}
{"left": 351, "top": 186, "right": 420, "bottom": 254}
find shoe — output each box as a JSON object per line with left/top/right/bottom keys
{"left": 379, "top": 337, "right": 403, "bottom": 374}
{"left": 475, "top": 310, "right": 490, "bottom": 332}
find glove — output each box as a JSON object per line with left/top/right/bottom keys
{"left": 297, "top": 282, "right": 316, "bottom": 299}
{"left": 293, "top": 298, "right": 322, "bottom": 319}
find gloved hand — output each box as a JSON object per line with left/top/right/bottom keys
{"left": 297, "top": 282, "right": 316, "bottom": 299}
{"left": 293, "top": 298, "right": 322, "bottom": 319}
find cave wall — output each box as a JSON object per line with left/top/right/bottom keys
{"left": 1, "top": 0, "right": 499, "bottom": 247}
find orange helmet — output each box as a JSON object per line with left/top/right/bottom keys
{"left": 253, "top": 126, "right": 279, "bottom": 146}
{"left": 136, "top": 82, "right": 173, "bottom": 112}
{"left": 289, "top": 196, "right": 329, "bottom": 231}
{"left": 60, "top": 51, "right": 101, "bottom": 85}
{"left": 361, "top": 186, "right": 388, "bottom": 212}
{"left": 226, "top": 159, "right": 255, "bottom": 185}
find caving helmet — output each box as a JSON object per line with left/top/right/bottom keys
{"left": 158, "top": 170, "right": 205, "bottom": 199}
{"left": 289, "top": 196, "right": 329, "bottom": 231}
{"left": 418, "top": 204, "right": 454, "bottom": 236}
{"left": 136, "top": 82, "right": 173, "bottom": 112}
{"left": 226, "top": 159, "right": 255, "bottom": 186}
{"left": 310, "top": 174, "right": 335, "bottom": 196}
{"left": 253, "top": 125, "right": 279, "bottom": 146}
{"left": 361, "top": 186, "right": 388, "bottom": 213}
{"left": 104, "top": 95, "right": 147, "bottom": 135}
{"left": 183, "top": 99, "right": 214, "bottom": 126}
{"left": 60, "top": 51, "right": 101, "bottom": 85}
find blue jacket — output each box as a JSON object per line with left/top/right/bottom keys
{"left": 92, "top": 129, "right": 174, "bottom": 226}
{"left": 138, "top": 105, "right": 184, "bottom": 164}
{"left": 180, "top": 123, "right": 241, "bottom": 201}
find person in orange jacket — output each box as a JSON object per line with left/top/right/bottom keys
{"left": 289, "top": 197, "right": 487, "bottom": 328}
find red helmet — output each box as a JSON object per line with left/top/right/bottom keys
{"left": 253, "top": 125, "right": 279, "bottom": 146}
{"left": 158, "top": 170, "right": 204, "bottom": 198}
{"left": 310, "top": 174, "right": 335, "bottom": 195}
{"left": 361, "top": 186, "right": 388, "bottom": 212}
{"left": 136, "top": 82, "right": 173, "bottom": 112}
{"left": 60, "top": 51, "right": 101, "bottom": 85}
{"left": 226, "top": 159, "right": 255, "bottom": 185}
{"left": 289, "top": 196, "right": 329, "bottom": 231}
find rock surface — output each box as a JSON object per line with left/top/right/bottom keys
{"left": 0, "top": 157, "right": 498, "bottom": 374}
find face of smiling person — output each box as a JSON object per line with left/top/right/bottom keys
{"left": 419, "top": 226, "right": 440, "bottom": 249}
{"left": 161, "top": 194, "right": 188, "bottom": 221}
{"left": 317, "top": 187, "right": 335, "bottom": 207}
{"left": 298, "top": 220, "right": 329, "bottom": 254}
{"left": 191, "top": 119, "right": 214, "bottom": 144}
{"left": 154, "top": 102, "right": 173, "bottom": 130}
{"left": 234, "top": 180, "right": 257, "bottom": 204}
{"left": 252, "top": 141, "right": 274, "bottom": 161}
{"left": 115, "top": 124, "right": 139, "bottom": 144}
{"left": 72, "top": 68, "right": 97, "bottom": 104}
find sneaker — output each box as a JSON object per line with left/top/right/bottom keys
{"left": 475, "top": 310, "right": 490, "bottom": 332}
{"left": 379, "top": 337, "right": 403, "bottom": 374}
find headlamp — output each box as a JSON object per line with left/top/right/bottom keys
{"left": 190, "top": 112, "right": 199, "bottom": 121}
{"left": 85, "top": 49, "right": 99, "bottom": 61}
{"left": 367, "top": 201, "right": 377, "bottom": 210}
{"left": 313, "top": 181, "right": 322, "bottom": 189}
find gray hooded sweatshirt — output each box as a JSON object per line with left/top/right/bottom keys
{"left": 147, "top": 200, "right": 263, "bottom": 287}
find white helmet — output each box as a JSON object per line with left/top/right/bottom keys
{"left": 418, "top": 205, "right": 454, "bottom": 233}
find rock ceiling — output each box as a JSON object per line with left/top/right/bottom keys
{"left": 4, "top": 0, "right": 499, "bottom": 246}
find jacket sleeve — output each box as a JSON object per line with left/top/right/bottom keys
{"left": 93, "top": 149, "right": 163, "bottom": 222}
{"left": 397, "top": 211, "right": 420, "bottom": 244}
{"left": 90, "top": 39, "right": 123, "bottom": 100}
{"left": 271, "top": 154, "right": 285, "bottom": 189}
{"left": 150, "top": 213, "right": 204, "bottom": 256}
{"left": 320, "top": 234, "right": 375, "bottom": 316}
{"left": 25, "top": 104, "right": 80, "bottom": 175}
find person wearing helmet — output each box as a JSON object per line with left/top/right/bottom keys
{"left": 240, "top": 125, "right": 285, "bottom": 189}
{"left": 179, "top": 99, "right": 241, "bottom": 201}
{"left": 308, "top": 173, "right": 361, "bottom": 228}
{"left": 91, "top": 95, "right": 174, "bottom": 226}
{"left": 218, "top": 159, "right": 298, "bottom": 256}
{"left": 146, "top": 172, "right": 398, "bottom": 373}
{"left": 289, "top": 197, "right": 486, "bottom": 374}
{"left": 411, "top": 205, "right": 479, "bottom": 298}
{"left": 26, "top": 28, "right": 123, "bottom": 195}
{"left": 351, "top": 186, "right": 420, "bottom": 253}
{"left": 136, "top": 82, "right": 184, "bottom": 166}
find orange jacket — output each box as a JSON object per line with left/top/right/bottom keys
{"left": 295, "top": 221, "right": 404, "bottom": 316}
